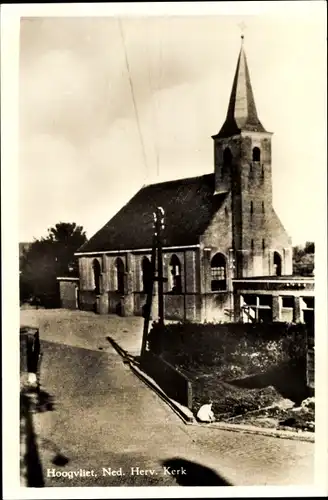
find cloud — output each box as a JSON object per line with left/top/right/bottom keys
{"left": 19, "top": 133, "right": 85, "bottom": 238}
{"left": 20, "top": 17, "right": 207, "bottom": 149}
{"left": 18, "top": 15, "right": 326, "bottom": 243}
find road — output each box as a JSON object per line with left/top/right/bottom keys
{"left": 26, "top": 337, "right": 314, "bottom": 488}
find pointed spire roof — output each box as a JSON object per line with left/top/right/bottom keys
{"left": 214, "top": 38, "right": 267, "bottom": 139}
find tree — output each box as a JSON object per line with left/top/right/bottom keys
{"left": 293, "top": 241, "right": 315, "bottom": 276}
{"left": 20, "top": 222, "right": 87, "bottom": 307}
{"left": 304, "top": 241, "right": 315, "bottom": 254}
{"left": 45, "top": 222, "right": 87, "bottom": 276}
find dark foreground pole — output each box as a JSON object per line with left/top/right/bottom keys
{"left": 140, "top": 238, "right": 157, "bottom": 357}
{"left": 157, "top": 207, "right": 165, "bottom": 326}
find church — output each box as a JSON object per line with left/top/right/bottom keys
{"left": 74, "top": 39, "right": 292, "bottom": 322}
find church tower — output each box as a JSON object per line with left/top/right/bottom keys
{"left": 212, "top": 37, "right": 292, "bottom": 278}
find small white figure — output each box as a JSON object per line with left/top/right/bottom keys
{"left": 27, "top": 372, "right": 37, "bottom": 386}
{"left": 197, "top": 402, "right": 215, "bottom": 423}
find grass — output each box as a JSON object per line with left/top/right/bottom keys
{"left": 230, "top": 404, "right": 315, "bottom": 432}
{"left": 177, "top": 362, "right": 314, "bottom": 431}
{"left": 147, "top": 322, "right": 313, "bottom": 431}
{"left": 172, "top": 363, "right": 314, "bottom": 432}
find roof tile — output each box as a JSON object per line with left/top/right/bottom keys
{"left": 78, "top": 174, "right": 228, "bottom": 253}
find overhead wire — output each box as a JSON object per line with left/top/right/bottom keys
{"left": 156, "top": 24, "right": 163, "bottom": 179}
{"left": 117, "top": 18, "right": 149, "bottom": 181}
{"left": 147, "top": 21, "right": 161, "bottom": 180}
{"left": 147, "top": 25, "right": 155, "bottom": 181}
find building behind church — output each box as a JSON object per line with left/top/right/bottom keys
{"left": 73, "top": 39, "right": 295, "bottom": 323}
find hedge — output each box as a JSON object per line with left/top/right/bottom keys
{"left": 147, "top": 321, "right": 308, "bottom": 378}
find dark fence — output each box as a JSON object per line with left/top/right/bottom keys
{"left": 141, "top": 350, "right": 193, "bottom": 409}
{"left": 306, "top": 329, "right": 315, "bottom": 390}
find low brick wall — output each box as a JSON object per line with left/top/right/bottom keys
{"left": 141, "top": 351, "right": 193, "bottom": 409}
{"left": 79, "top": 290, "right": 97, "bottom": 312}
{"left": 164, "top": 294, "right": 185, "bottom": 321}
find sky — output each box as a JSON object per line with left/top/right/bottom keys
{"left": 18, "top": 5, "right": 326, "bottom": 245}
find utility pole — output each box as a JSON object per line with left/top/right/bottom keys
{"left": 140, "top": 240, "right": 156, "bottom": 357}
{"left": 229, "top": 248, "right": 236, "bottom": 321}
{"left": 156, "top": 206, "right": 165, "bottom": 326}
{"left": 140, "top": 207, "right": 166, "bottom": 357}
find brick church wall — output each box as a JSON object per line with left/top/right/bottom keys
{"left": 213, "top": 132, "right": 292, "bottom": 279}
{"left": 133, "top": 248, "right": 200, "bottom": 321}
{"left": 78, "top": 249, "right": 201, "bottom": 320}
{"left": 198, "top": 196, "right": 234, "bottom": 321}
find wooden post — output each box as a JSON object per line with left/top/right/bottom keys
{"left": 140, "top": 207, "right": 166, "bottom": 357}
{"left": 229, "top": 248, "right": 235, "bottom": 322}
{"left": 157, "top": 208, "right": 165, "bottom": 326}
{"left": 140, "top": 240, "right": 156, "bottom": 357}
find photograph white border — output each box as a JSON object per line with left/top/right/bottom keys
{"left": 2, "top": 2, "right": 327, "bottom": 498}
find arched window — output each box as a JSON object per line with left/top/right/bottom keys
{"left": 92, "top": 259, "right": 101, "bottom": 295}
{"left": 262, "top": 201, "right": 265, "bottom": 213}
{"left": 223, "top": 147, "right": 232, "bottom": 166}
{"left": 169, "top": 254, "right": 182, "bottom": 294}
{"left": 250, "top": 201, "right": 254, "bottom": 217}
{"left": 252, "top": 147, "right": 261, "bottom": 162}
{"left": 115, "top": 257, "right": 125, "bottom": 295}
{"left": 210, "top": 253, "right": 227, "bottom": 291}
{"left": 251, "top": 239, "right": 254, "bottom": 252}
{"left": 142, "top": 257, "right": 152, "bottom": 295}
{"left": 273, "top": 251, "right": 282, "bottom": 277}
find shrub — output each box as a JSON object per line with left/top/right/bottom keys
{"left": 147, "top": 321, "right": 308, "bottom": 376}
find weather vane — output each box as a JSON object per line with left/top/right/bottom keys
{"left": 238, "top": 21, "right": 247, "bottom": 43}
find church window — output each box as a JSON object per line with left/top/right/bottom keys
{"left": 141, "top": 257, "right": 152, "bottom": 295}
{"left": 250, "top": 201, "right": 254, "bottom": 217}
{"left": 262, "top": 201, "right": 265, "bottom": 213}
{"left": 169, "top": 254, "right": 182, "bottom": 294}
{"left": 273, "top": 251, "right": 282, "bottom": 277}
{"left": 210, "top": 253, "right": 227, "bottom": 291}
{"left": 92, "top": 259, "right": 101, "bottom": 295}
{"left": 223, "top": 147, "right": 232, "bottom": 166}
{"left": 115, "top": 257, "right": 125, "bottom": 294}
{"left": 251, "top": 239, "right": 254, "bottom": 252}
{"left": 262, "top": 239, "right": 265, "bottom": 251}
{"left": 252, "top": 147, "right": 261, "bottom": 162}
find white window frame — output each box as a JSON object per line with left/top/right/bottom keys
{"left": 210, "top": 253, "right": 227, "bottom": 292}
{"left": 241, "top": 294, "right": 273, "bottom": 323}
{"left": 279, "top": 295, "right": 295, "bottom": 322}
{"left": 300, "top": 296, "right": 314, "bottom": 323}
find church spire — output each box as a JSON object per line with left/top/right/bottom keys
{"left": 215, "top": 37, "right": 267, "bottom": 139}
